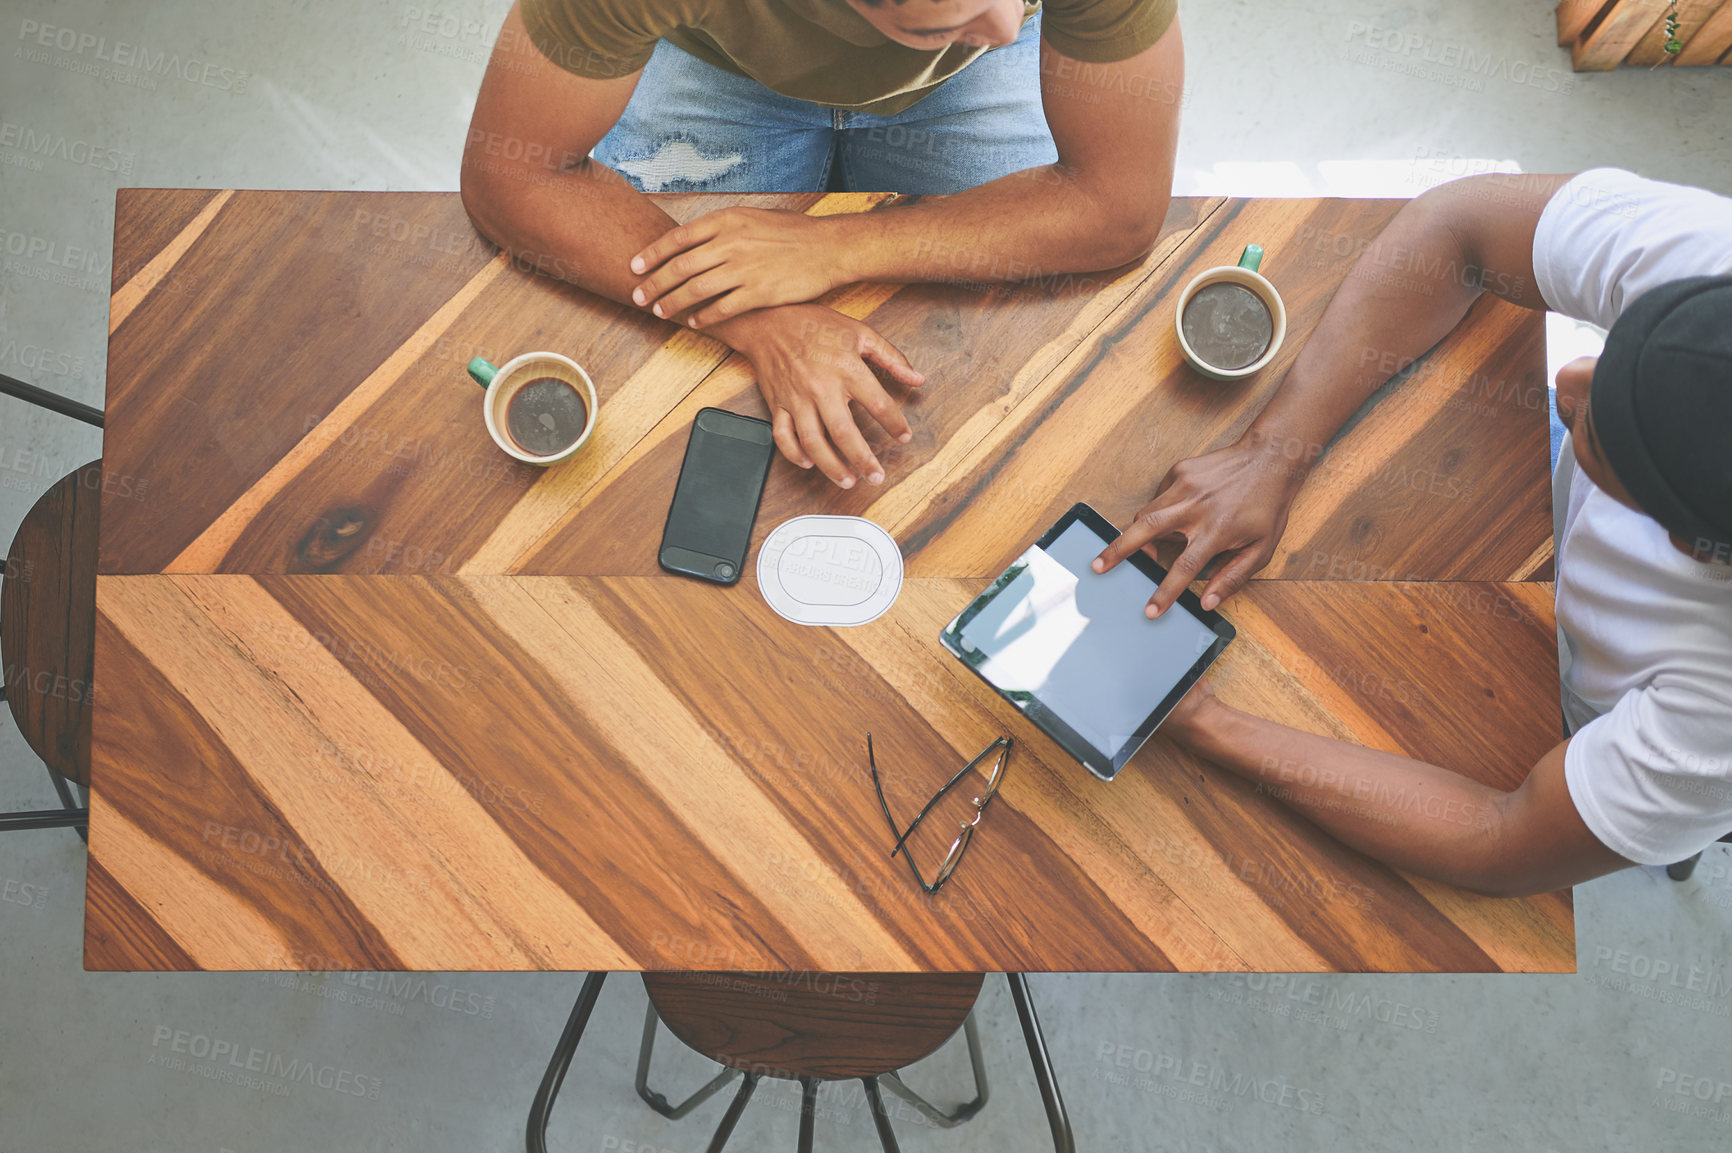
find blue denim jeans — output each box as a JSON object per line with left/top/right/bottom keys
{"left": 592, "top": 14, "right": 1057, "bottom": 194}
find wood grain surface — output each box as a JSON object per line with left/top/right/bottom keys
{"left": 85, "top": 573, "right": 1569, "bottom": 973}
{"left": 4, "top": 460, "right": 102, "bottom": 785}
{"left": 1571, "top": 0, "right": 1674, "bottom": 70}
{"left": 1676, "top": 3, "right": 1732, "bottom": 63}
{"left": 643, "top": 971, "right": 983, "bottom": 1078}
{"left": 87, "top": 191, "right": 1568, "bottom": 973}
{"left": 97, "top": 194, "right": 1550, "bottom": 584}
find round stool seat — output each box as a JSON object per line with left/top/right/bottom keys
{"left": 2, "top": 460, "right": 101, "bottom": 787}
{"left": 643, "top": 971, "right": 984, "bottom": 1081}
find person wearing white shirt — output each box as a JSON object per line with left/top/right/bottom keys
{"left": 1092, "top": 168, "right": 1732, "bottom": 896}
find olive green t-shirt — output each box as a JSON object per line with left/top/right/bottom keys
{"left": 521, "top": 0, "right": 1178, "bottom": 116}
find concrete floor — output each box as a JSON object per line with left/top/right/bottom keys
{"left": 3, "top": 2, "right": 1731, "bottom": 1150}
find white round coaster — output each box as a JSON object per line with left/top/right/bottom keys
{"left": 756, "top": 515, "right": 904, "bottom": 627}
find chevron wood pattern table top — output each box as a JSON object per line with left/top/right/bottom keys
{"left": 87, "top": 189, "right": 1568, "bottom": 972}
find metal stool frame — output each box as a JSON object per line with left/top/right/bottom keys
{"left": 0, "top": 370, "right": 100, "bottom": 838}
{"left": 527, "top": 972, "right": 1073, "bottom": 1153}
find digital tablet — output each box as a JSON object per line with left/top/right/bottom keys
{"left": 939, "top": 503, "right": 1235, "bottom": 781}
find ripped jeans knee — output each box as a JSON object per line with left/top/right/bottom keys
{"left": 601, "top": 135, "right": 751, "bottom": 193}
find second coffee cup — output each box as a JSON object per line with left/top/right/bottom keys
{"left": 1175, "top": 244, "right": 1287, "bottom": 381}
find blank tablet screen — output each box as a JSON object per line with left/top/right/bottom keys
{"left": 952, "top": 520, "right": 1222, "bottom": 759}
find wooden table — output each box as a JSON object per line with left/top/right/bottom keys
{"left": 87, "top": 190, "right": 1569, "bottom": 973}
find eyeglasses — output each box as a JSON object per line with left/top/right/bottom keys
{"left": 866, "top": 734, "right": 1011, "bottom": 895}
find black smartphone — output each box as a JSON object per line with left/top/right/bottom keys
{"left": 658, "top": 407, "right": 776, "bottom": 585}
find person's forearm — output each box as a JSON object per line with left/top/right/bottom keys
{"left": 824, "top": 169, "right": 1171, "bottom": 288}
{"left": 1178, "top": 698, "right": 1511, "bottom": 892}
{"left": 1238, "top": 193, "right": 1499, "bottom": 480}
{"left": 461, "top": 151, "right": 679, "bottom": 304}
{"left": 460, "top": 155, "right": 774, "bottom": 349}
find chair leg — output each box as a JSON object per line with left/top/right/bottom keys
{"left": 526, "top": 972, "right": 608, "bottom": 1153}
{"left": 861, "top": 1077, "right": 902, "bottom": 1153}
{"left": 797, "top": 1076, "right": 819, "bottom": 1153}
{"left": 0, "top": 684, "right": 89, "bottom": 836}
{"left": 879, "top": 1010, "right": 990, "bottom": 1127}
{"left": 0, "top": 370, "right": 105, "bottom": 426}
{"left": 635, "top": 1001, "right": 740, "bottom": 1119}
{"left": 1668, "top": 853, "right": 1704, "bottom": 882}
{"left": 45, "top": 767, "right": 88, "bottom": 843}
{"left": 1007, "top": 974, "right": 1075, "bottom": 1153}
{"left": 702, "top": 1072, "right": 758, "bottom": 1153}
{"left": 0, "top": 807, "right": 89, "bottom": 832}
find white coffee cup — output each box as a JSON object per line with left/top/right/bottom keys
{"left": 466, "top": 351, "right": 598, "bottom": 466}
{"left": 1174, "top": 244, "right": 1287, "bottom": 382}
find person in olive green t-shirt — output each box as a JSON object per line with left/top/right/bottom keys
{"left": 462, "top": 1, "right": 1183, "bottom": 488}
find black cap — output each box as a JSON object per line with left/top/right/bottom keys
{"left": 1590, "top": 276, "right": 1732, "bottom": 561}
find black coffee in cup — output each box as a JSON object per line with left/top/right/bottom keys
{"left": 505, "top": 376, "right": 589, "bottom": 457}
{"left": 1182, "top": 283, "right": 1274, "bottom": 372}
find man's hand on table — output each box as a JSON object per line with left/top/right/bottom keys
{"left": 709, "top": 304, "right": 924, "bottom": 488}
{"left": 630, "top": 208, "right": 854, "bottom": 329}
{"left": 1091, "top": 435, "right": 1314, "bottom": 618}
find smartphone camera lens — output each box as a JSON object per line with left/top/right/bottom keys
{"left": 714, "top": 562, "right": 736, "bottom": 580}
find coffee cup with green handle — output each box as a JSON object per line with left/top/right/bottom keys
{"left": 467, "top": 351, "right": 598, "bottom": 465}
{"left": 1174, "top": 244, "right": 1287, "bottom": 381}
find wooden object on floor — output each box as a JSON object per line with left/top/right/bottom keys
{"left": 644, "top": 972, "right": 984, "bottom": 1078}
{"left": 1675, "top": 2, "right": 1732, "bottom": 62}
{"left": 1559, "top": 0, "right": 1732, "bottom": 68}
{"left": 1626, "top": 0, "right": 1725, "bottom": 62}
{"left": 88, "top": 191, "right": 1569, "bottom": 974}
{"left": 3, "top": 461, "right": 102, "bottom": 787}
